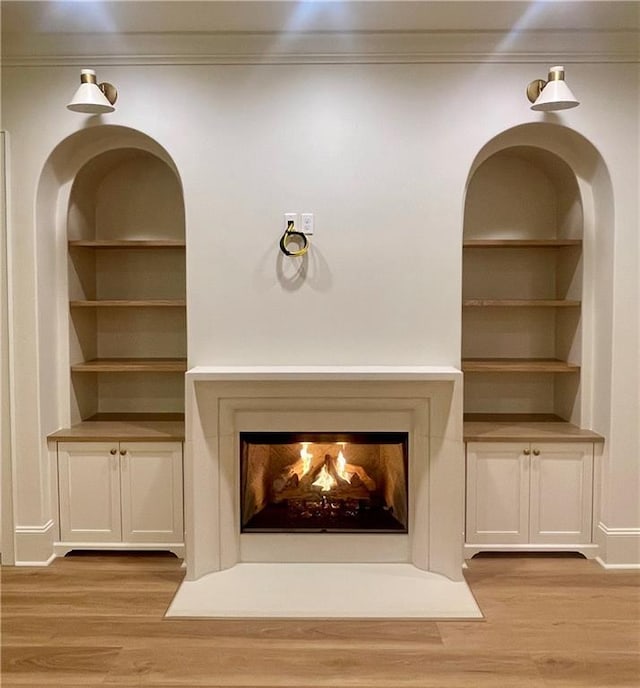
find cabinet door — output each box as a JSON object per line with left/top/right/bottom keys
{"left": 119, "top": 442, "right": 183, "bottom": 543}
{"left": 58, "top": 442, "right": 121, "bottom": 542}
{"left": 466, "top": 442, "right": 529, "bottom": 544}
{"left": 530, "top": 442, "right": 593, "bottom": 544}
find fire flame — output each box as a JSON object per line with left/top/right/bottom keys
{"left": 312, "top": 464, "right": 336, "bottom": 492}
{"left": 310, "top": 445, "right": 352, "bottom": 492}
{"left": 336, "top": 449, "right": 352, "bottom": 483}
{"left": 300, "top": 442, "right": 313, "bottom": 477}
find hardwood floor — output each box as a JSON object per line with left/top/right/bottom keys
{"left": 2, "top": 552, "right": 639, "bottom": 687}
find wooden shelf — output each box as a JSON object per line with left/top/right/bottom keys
{"left": 71, "top": 358, "right": 187, "bottom": 373}
{"left": 70, "top": 299, "right": 186, "bottom": 308}
{"left": 465, "top": 413, "right": 565, "bottom": 422}
{"left": 48, "top": 414, "right": 185, "bottom": 442}
{"left": 464, "top": 415, "right": 603, "bottom": 442}
{"left": 462, "top": 358, "right": 580, "bottom": 373}
{"left": 69, "top": 239, "right": 185, "bottom": 249}
{"left": 463, "top": 239, "right": 582, "bottom": 248}
{"left": 463, "top": 299, "right": 580, "bottom": 308}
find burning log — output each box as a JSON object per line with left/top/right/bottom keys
{"left": 271, "top": 450, "right": 376, "bottom": 503}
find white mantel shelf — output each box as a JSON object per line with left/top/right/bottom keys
{"left": 187, "top": 365, "right": 462, "bottom": 382}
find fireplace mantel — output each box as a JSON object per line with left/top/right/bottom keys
{"left": 186, "top": 364, "right": 462, "bottom": 381}
{"left": 184, "top": 365, "right": 465, "bottom": 582}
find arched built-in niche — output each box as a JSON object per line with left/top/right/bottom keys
{"left": 461, "top": 126, "right": 616, "bottom": 559}
{"left": 463, "top": 144, "right": 585, "bottom": 425}
{"left": 35, "top": 126, "right": 186, "bottom": 431}
{"left": 68, "top": 148, "right": 186, "bottom": 424}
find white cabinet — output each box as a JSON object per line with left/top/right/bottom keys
{"left": 465, "top": 441, "right": 594, "bottom": 556}
{"left": 57, "top": 441, "right": 184, "bottom": 555}
{"left": 466, "top": 442, "right": 529, "bottom": 545}
{"left": 57, "top": 442, "right": 122, "bottom": 543}
{"left": 529, "top": 444, "right": 593, "bottom": 544}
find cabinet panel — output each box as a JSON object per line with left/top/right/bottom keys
{"left": 120, "top": 443, "right": 183, "bottom": 543}
{"left": 57, "top": 441, "right": 183, "bottom": 549}
{"left": 466, "top": 443, "right": 529, "bottom": 544}
{"left": 530, "top": 442, "right": 593, "bottom": 543}
{"left": 465, "top": 441, "right": 594, "bottom": 551}
{"left": 58, "top": 442, "right": 121, "bottom": 542}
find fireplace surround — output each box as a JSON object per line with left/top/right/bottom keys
{"left": 183, "top": 366, "right": 465, "bottom": 583}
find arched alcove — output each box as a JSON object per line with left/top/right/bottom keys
{"left": 35, "top": 126, "right": 186, "bottom": 432}
{"left": 463, "top": 144, "right": 583, "bottom": 423}
{"left": 462, "top": 125, "right": 616, "bottom": 560}
{"left": 462, "top": 123, "right": 614, "bottom": 432}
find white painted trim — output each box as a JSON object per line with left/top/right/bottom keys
{"left": 14, "top": 519, "right": 56, "bottom": 565}
{"left": 15, "top": 520, "right": 56, "bottom": 535}
{"left": 13, "top": 553, "right": 57, "bottom": 567}
{"left": 187, "top": 364, "right": 462, "bottom": 381}
{"left": 595, "top": 558, "right": 640, "bottom": 570}
{"left": 464, "top": 543, "right": 600, "bottom": 558}
{"left": 0, "top": 131, "right": 16, "bottom": 566}
{"left": 54, "top": 542, "right": 185, "bottom": 558}
{"left": 595, "top": 522, "right": 640, "bottom": 568}
{"left": 597, "top": 524, "right": 640, "bottom": 536}
{"left": 3, "top": 30, "right": 638, "bottom": 66}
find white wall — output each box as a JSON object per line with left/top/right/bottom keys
{"left": 1, "top": 43, "right": 638, "bottom": 562}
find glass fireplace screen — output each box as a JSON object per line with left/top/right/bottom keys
{"left": 240, "top": 432, "right": 408, "bottom": 533}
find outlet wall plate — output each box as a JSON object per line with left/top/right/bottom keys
{"left": 283, "top": 212, "right": 313, "bottom": 235}
{"left": 301, "top": 213, "right": 314, "bottom": 235}
{"left": 284, "top": 212, "right": 298, "bottom": 230}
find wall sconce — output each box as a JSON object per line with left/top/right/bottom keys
{"left": 67, "top": 69, "right": 117, "bottom": 114}
{"left": 526, "top": 66, "right": 579, "bottom": 111}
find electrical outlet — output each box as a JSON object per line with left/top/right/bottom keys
{"left": 301, "top": 213, "right": 314, "bottom": 235}
{"left": 284, "top": 213, "right": 298, "bottom": 231}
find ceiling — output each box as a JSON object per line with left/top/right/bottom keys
{"left": 3, "top": 0, "right": 639, "bottom": 35}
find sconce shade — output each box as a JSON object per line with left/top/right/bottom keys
{"left": 529, "top": 66, "right": 579, "bottom": 112}
{"left": 531, "top": 79, "right": 579, "bottom": 111}
{"left": 67, "top": 69, "right": 116, "bottom": 114}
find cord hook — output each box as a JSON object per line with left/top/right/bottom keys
{"left": 279, "top": 220, "right": 309, "bottom": 257}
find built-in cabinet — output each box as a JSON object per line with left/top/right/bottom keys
{"left": 462, "top": 145, "right": 602, "bottom": 557}
{"left": 465, "top": 441, "right": 595, "bottom": 556}
{"left": 49, "top": 145, "right": 187, "bottom": 558}
{"left": 56, "top": 441, "right": 183, "bottom": 556}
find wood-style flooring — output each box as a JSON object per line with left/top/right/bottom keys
{"left": 2, "top": 552, "right": 639, "bottom": 687}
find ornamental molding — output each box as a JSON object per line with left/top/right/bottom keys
{"left": 3, "top": 29, "right": 638, "bottom": 66}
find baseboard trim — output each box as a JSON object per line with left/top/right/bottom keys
{"left": 13, "top": 553, "right": 57, "bottom": 567}
{"left": 54, "top": 542, "right": 185, "bottom": 558}
{"left": 595, "top": 523, "right": 640, "bottom": 568}
{"left": 14, "top": 520, "right": 56, "bottom": 565}
{"left": 464, "top": 543, "right": 599, "bottom": 558}
{"left": 595, "top": 557, "right": 640, "bottom": 570}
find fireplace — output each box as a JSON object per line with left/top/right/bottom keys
{"left": 183, "top": 366, "right": 465, "bottom": 582}
{"left": 171, "top": 367, "right": 480, "bottom": 617}
{"left": 240, "top": 432, "right": 409, "bottom": 533}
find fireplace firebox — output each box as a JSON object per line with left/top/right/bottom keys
{"left": 240, "top": 432, "right": 409, "bottom": 533}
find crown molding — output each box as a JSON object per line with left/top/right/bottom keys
{"left": 3, "top": 30, "right": 639, "bottom": 66}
